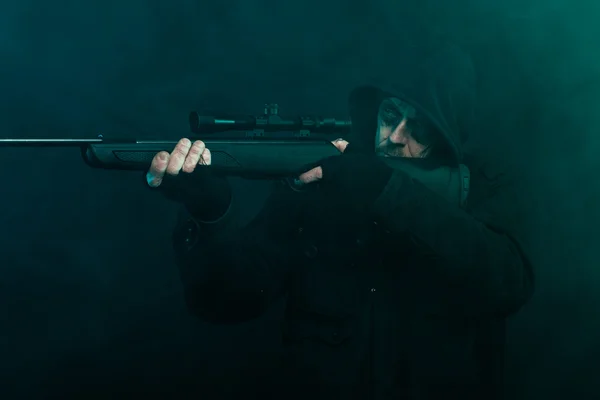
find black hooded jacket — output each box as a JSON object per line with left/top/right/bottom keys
{"left": 172, "top": 44, "right": 534, "bottom": 400}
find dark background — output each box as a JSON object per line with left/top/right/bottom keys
{"left": 1, "top": 0, "right": 599, "bottom": 399}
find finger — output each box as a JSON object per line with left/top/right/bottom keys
{"left": 182, "top": 140, "right": 205, "bottom": 173}
{"left": 146, "top": 151, "right": 170, "bottom": 187}
{"left": 200, "top": 147, "right": 212, "bottom": 166}
{"left": 298, "top": 166, "right": 323, "bottom": 184}
{"left": 166, "top": 138, "right": 192, "bottom": 176}
{"left": 331, "top": 139, "right": 349, "bottom": 153}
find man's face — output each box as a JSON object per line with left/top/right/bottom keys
{"left": 375, "top": 98, "right": 430, "bottom": 158}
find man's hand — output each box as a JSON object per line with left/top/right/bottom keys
{"left": 298, "top": 139, "right": 393, "bottom": 212}
{"left": 146, "top": 138, "right": 212, "bottom": 188}
{"left": 298, "top": 138, "right": 349, "bottom": 184}
{"left": 145, "top": 138, "right": 231, "bottom": 221}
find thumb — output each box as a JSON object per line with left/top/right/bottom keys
{"left": 331, "top": 138, "right": 349, "bottom": 153}
{"left": 146, "top": 151, "right": 170, "bottom": 187}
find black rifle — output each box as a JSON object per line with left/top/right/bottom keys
{"left": 0, "top": 103, "right": 469, "bottom": 206}
{"left": 0, "top": 104, "right": 348, "bottom": 177}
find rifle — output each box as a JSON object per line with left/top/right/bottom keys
{"left": 0, "top": 104, "right": 348, "bottom": 178}
{"left": 0, "top": 103, "right": 470, "bottom": 206}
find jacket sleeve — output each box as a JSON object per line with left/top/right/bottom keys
{"left": 370, "top": 165, "right": 534, "bottom": 317}
{"left": 173, "top": 181, "right": 300, "bottom": 324}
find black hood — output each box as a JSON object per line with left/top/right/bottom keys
{"left": 346, "top": 44, "right": 477, "bottom": 164}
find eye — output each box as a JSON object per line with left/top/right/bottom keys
{"left": 380, "top": 108, "right": 403, "bottom": 127}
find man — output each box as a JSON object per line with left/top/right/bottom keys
{"left": 146, "top": 44, "right": 534, "bottom": 399}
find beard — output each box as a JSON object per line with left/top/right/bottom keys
{"left": 376, "top": 149, "right": 405, "bottom": 158}
{"left": 375, "top": 140, "right": 406, "bottom": 158}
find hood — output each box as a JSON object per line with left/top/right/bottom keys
{"left": 346, "top": 44, "right": 477, "bottom": 164}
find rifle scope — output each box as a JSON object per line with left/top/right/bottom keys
{"left": 189, "top": 103, "right": 352, "bottom": 134}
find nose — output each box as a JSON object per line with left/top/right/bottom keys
{"left": 388, "top": 120, "right": 410, "bottom": 145}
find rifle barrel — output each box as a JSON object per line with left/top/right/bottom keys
{"left": 0, "top": 138, "right": 103, "bottom": 147}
